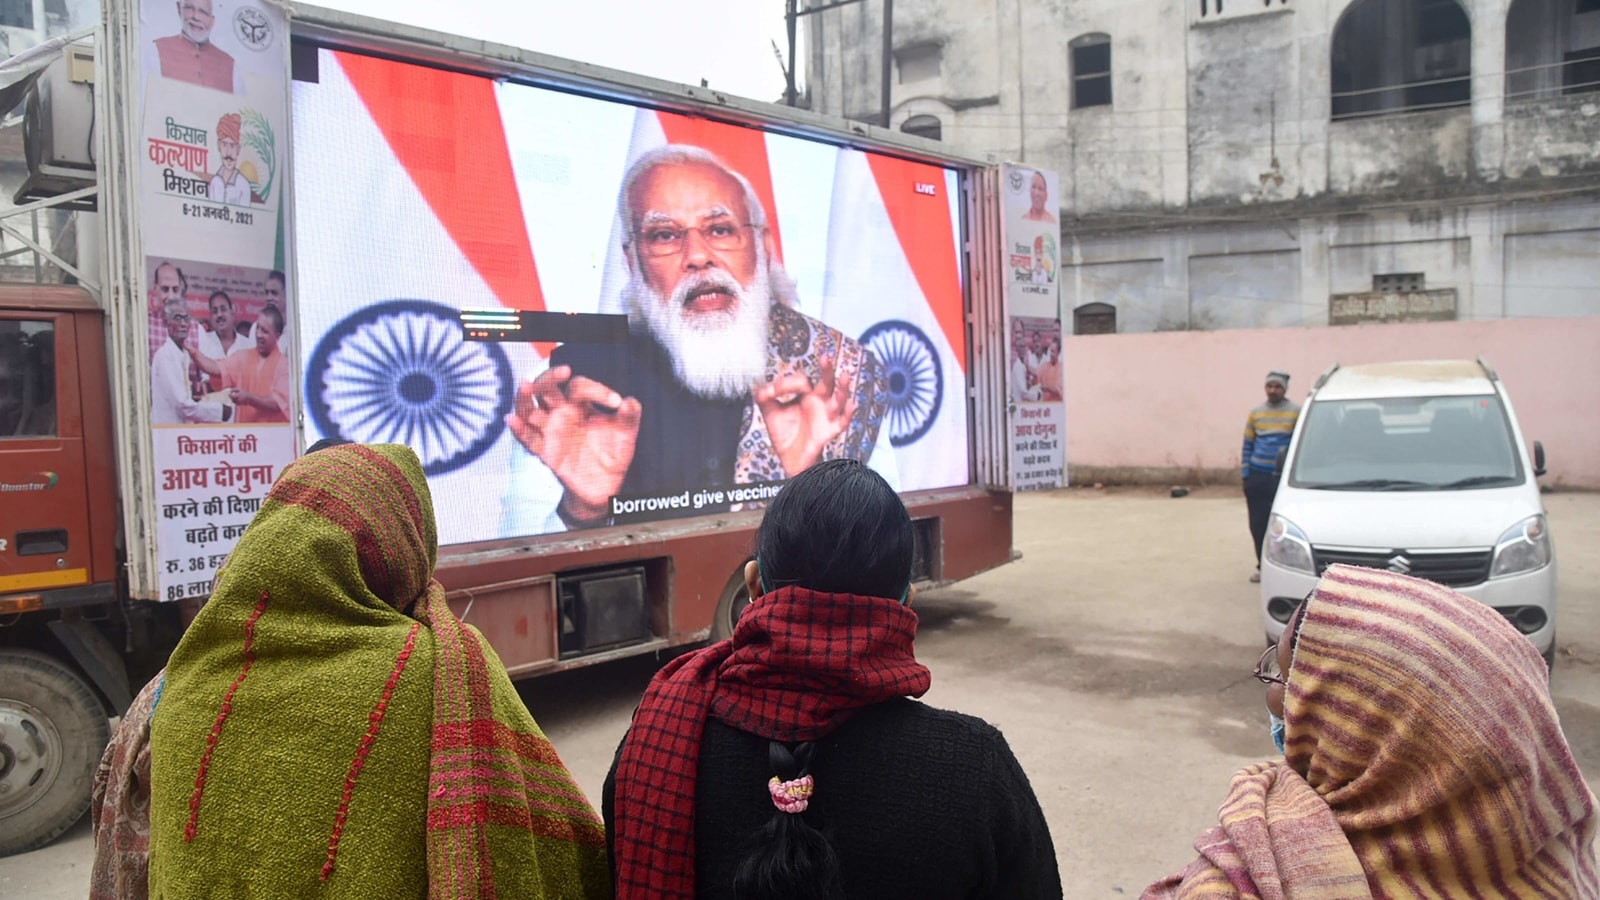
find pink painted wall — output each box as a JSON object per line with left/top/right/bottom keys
{"left": 1063, "top": 317, "right": 1600, "bottom": 488}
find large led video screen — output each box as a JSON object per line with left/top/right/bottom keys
{"left": 292, "top": 48, "right": 971, "bottom": 545}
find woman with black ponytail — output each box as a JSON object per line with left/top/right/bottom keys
{"left": 604, "top": 458, "right": 1061, "bottom": 899}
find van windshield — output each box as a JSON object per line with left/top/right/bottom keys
{"left": 1290, "top": 395, "right": 1523, "bottom": 491}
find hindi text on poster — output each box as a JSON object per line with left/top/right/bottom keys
{"left": 153, "top": 426, "right": 293, "bottom": 601}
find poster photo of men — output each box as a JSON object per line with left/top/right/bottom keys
{"left": 293, "top": 47, "right": 971, "bottom": 545}
{"left": 1009, "top": 316, "right": 1063, "bottom": 405}
{"left": 146, "top": 257, "right": 291, "bottom": 426}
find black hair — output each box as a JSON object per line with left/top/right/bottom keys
{"left": 732, "top": 459, "right": 912, "bottom": 900}
{"left": 732, "top": 742, "right": 844, "bottom": 900}
{"left": 306, "top": 437, "right": 349, "bottom": 455}
{"left": 208, "top": 290, "right": 233, "bottom": 309}
{"left": 267, "top": 269, "right": 286, "bottom": 286}
{"left": 751, "top": 458, "right": 913, "bottom": 602}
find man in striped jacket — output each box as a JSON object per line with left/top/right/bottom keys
{"left": 1242, "top": 371, "right": 1300, "bottom": 582}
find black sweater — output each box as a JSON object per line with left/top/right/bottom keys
{"left": 602, "top": 697, "right": 1063, "bottom": 899}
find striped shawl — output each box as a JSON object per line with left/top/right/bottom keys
{"left": 1146, "top": 565, "right": 1597, "bottom": 899}
{"left": 147, "top": 443, "right": 610, "bottom": 899}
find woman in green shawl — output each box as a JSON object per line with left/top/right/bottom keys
{"left": 92, "top": 442, "right": 610, "bottom": 899}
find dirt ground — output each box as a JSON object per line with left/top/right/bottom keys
{"left": 6, "top": 486, "right": 1599, "bottom": 898}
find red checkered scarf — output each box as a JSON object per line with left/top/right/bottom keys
{"left": 611, "top": 586, "right": 931, "bottom": 899}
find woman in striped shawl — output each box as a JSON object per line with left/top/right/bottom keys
{"left": 1146, "top": 564, "right": 1597, "bottom": 899}
{"left": 92, "top": 442, "right": 611, "bottom": 899}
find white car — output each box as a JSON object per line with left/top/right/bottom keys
{"left": 1260, "top": 359, "right": 1556, "bottom": 665}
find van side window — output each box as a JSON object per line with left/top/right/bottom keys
{"left": 0, "top": 321, "right": 58, "bottom": 438}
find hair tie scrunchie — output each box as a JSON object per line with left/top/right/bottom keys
{"left": 768, "top": 774, "right": 814, "bottom": 814}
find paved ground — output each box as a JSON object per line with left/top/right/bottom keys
{"left": 6, "top": 486, "right": 1599, "bottom": 898}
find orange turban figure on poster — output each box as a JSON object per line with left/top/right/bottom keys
{"left": 209, "top": 114, "right": 252, "bottom": 207}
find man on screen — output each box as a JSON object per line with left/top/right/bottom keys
{"left": 504, "top": 146, "right": 893, "bottom": 531}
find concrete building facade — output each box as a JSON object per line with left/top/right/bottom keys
{"left": 803, "top": 0, "right": 1600, "bottom": 332}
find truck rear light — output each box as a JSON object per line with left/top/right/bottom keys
{"left": 0, "top": 594, "right": 44, "bottom": 615}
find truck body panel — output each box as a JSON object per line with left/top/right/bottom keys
{"left": 0, "top": 0, "right": 1018, "bottom": 853}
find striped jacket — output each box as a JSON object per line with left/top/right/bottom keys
{"left": 1241, "top": 400, "right": 1300, "bottom": 477}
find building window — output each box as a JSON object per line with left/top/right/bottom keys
{"left": 0, "top": 0, "right": 33, "bottom": 29}
{"left": 900, "top": 115, "right": 943, "bottom": 141}
{"left": 896, "top": 43, "right": 942, "bottom": 84}
{"left": 1070, "top": 34, "right": 1113, "bottom": 109}
{"left": 1567, "top": 47, "right": 1600, "bottom": 94}
{"left": 1507, "top": 0, "right": 1600, "bottom": 101}
{"left": 1373, "top": 272, "right": 1426, "bottom": 293}
{"left": 1331, "top": 0, "right": 1470, "bottom": 119}
{"left": 1417, "top": 0, "right": 1470, "bottom": 44}
{"left": 1074, "top": 302, "right": 1117, "bottom": 335}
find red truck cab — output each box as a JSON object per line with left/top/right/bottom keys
{"left": 0, "top": 285, "right": 144, "bottom": 856}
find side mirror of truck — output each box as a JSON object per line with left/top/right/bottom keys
{"left": 1533, "top": 441, "right": 1546, "bottom": 478}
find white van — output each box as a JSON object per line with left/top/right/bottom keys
{"left": 1260, "top": 359, "right": 1556, "bottom": 664}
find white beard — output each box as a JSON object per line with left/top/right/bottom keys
{"left": 625, "top": 256, "right": 774, "bottom": 400}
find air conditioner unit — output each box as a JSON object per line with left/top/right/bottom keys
{"left": 16, "top": 38, "right": 96, "bottom": 208}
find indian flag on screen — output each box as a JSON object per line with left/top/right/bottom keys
{"left": 820, "top": 149, "right": 970, "bottom": 490}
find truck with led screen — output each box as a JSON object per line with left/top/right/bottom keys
{"left": 0, "top": 0, "right": 1017, "bottom": 853}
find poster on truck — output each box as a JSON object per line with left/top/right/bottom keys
{"left": 999, "top": 164, "right": 1065, "bottom": 491}
{"left": 291, "top": 48, "right": 973, "bottom": 546}
{"left": 139, "top": 0, "right": 295, "bottom": 601}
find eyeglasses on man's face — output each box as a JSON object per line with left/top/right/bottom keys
{"left": 634, "top": 221, "right": 755, "bottom": 258}
{"left": 1254, "top": 643, "right": 1286, "bottom": 686}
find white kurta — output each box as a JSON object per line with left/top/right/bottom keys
{"left": 209, "top": 170, "right": 252, "bottom": 206}
{"left": 150, "top": 339, "right": 227, "bottom": 425}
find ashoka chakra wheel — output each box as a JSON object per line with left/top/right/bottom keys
{"left": 860, "top": 319, "right": 942, "bottom": 447}
{"left": 306, "top": 300, "right": 513, "bottom": 476}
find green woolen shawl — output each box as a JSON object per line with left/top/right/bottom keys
{"left": 148, "top": 443, "right": 611, "bottom": 899}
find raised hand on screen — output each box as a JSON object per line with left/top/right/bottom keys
{"left": 754, "top": 353, "right": 857, "bottom": 477}
{"left": 506, "top": 365, "right": 642, "bottom": 525}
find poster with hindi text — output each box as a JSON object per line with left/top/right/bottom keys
{"left": 153, "top": 427, "right": 294, "bottom": 601}
{"left": 139, "top": 0, "right": 294, "bottom": 600}
{"left": 1000, "top": 164, "right": 1066, "bottom": 490}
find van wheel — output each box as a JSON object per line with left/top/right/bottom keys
{"left": 0, "top": 649, "right": 111, "bottom": 857}
{"left": 712, "top": 564, "right": 754, "bottom": 642}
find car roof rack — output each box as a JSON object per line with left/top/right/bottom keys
{"left": 1476, "top": 356, "right": 1500, "bottom": 383}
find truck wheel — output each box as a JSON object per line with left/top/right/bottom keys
{"left": 711, "top": 564, "right": 754, "bottom": 642}
{"left": 0, "top": 649, "right": 111, "bottom": 857}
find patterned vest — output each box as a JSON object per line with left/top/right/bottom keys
{"left": 152, "top": 35, "right": 235, "bottom": 93}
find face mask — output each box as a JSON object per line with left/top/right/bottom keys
{"left": 1269, "top": 711, "right": 1287, "bottom": 755}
